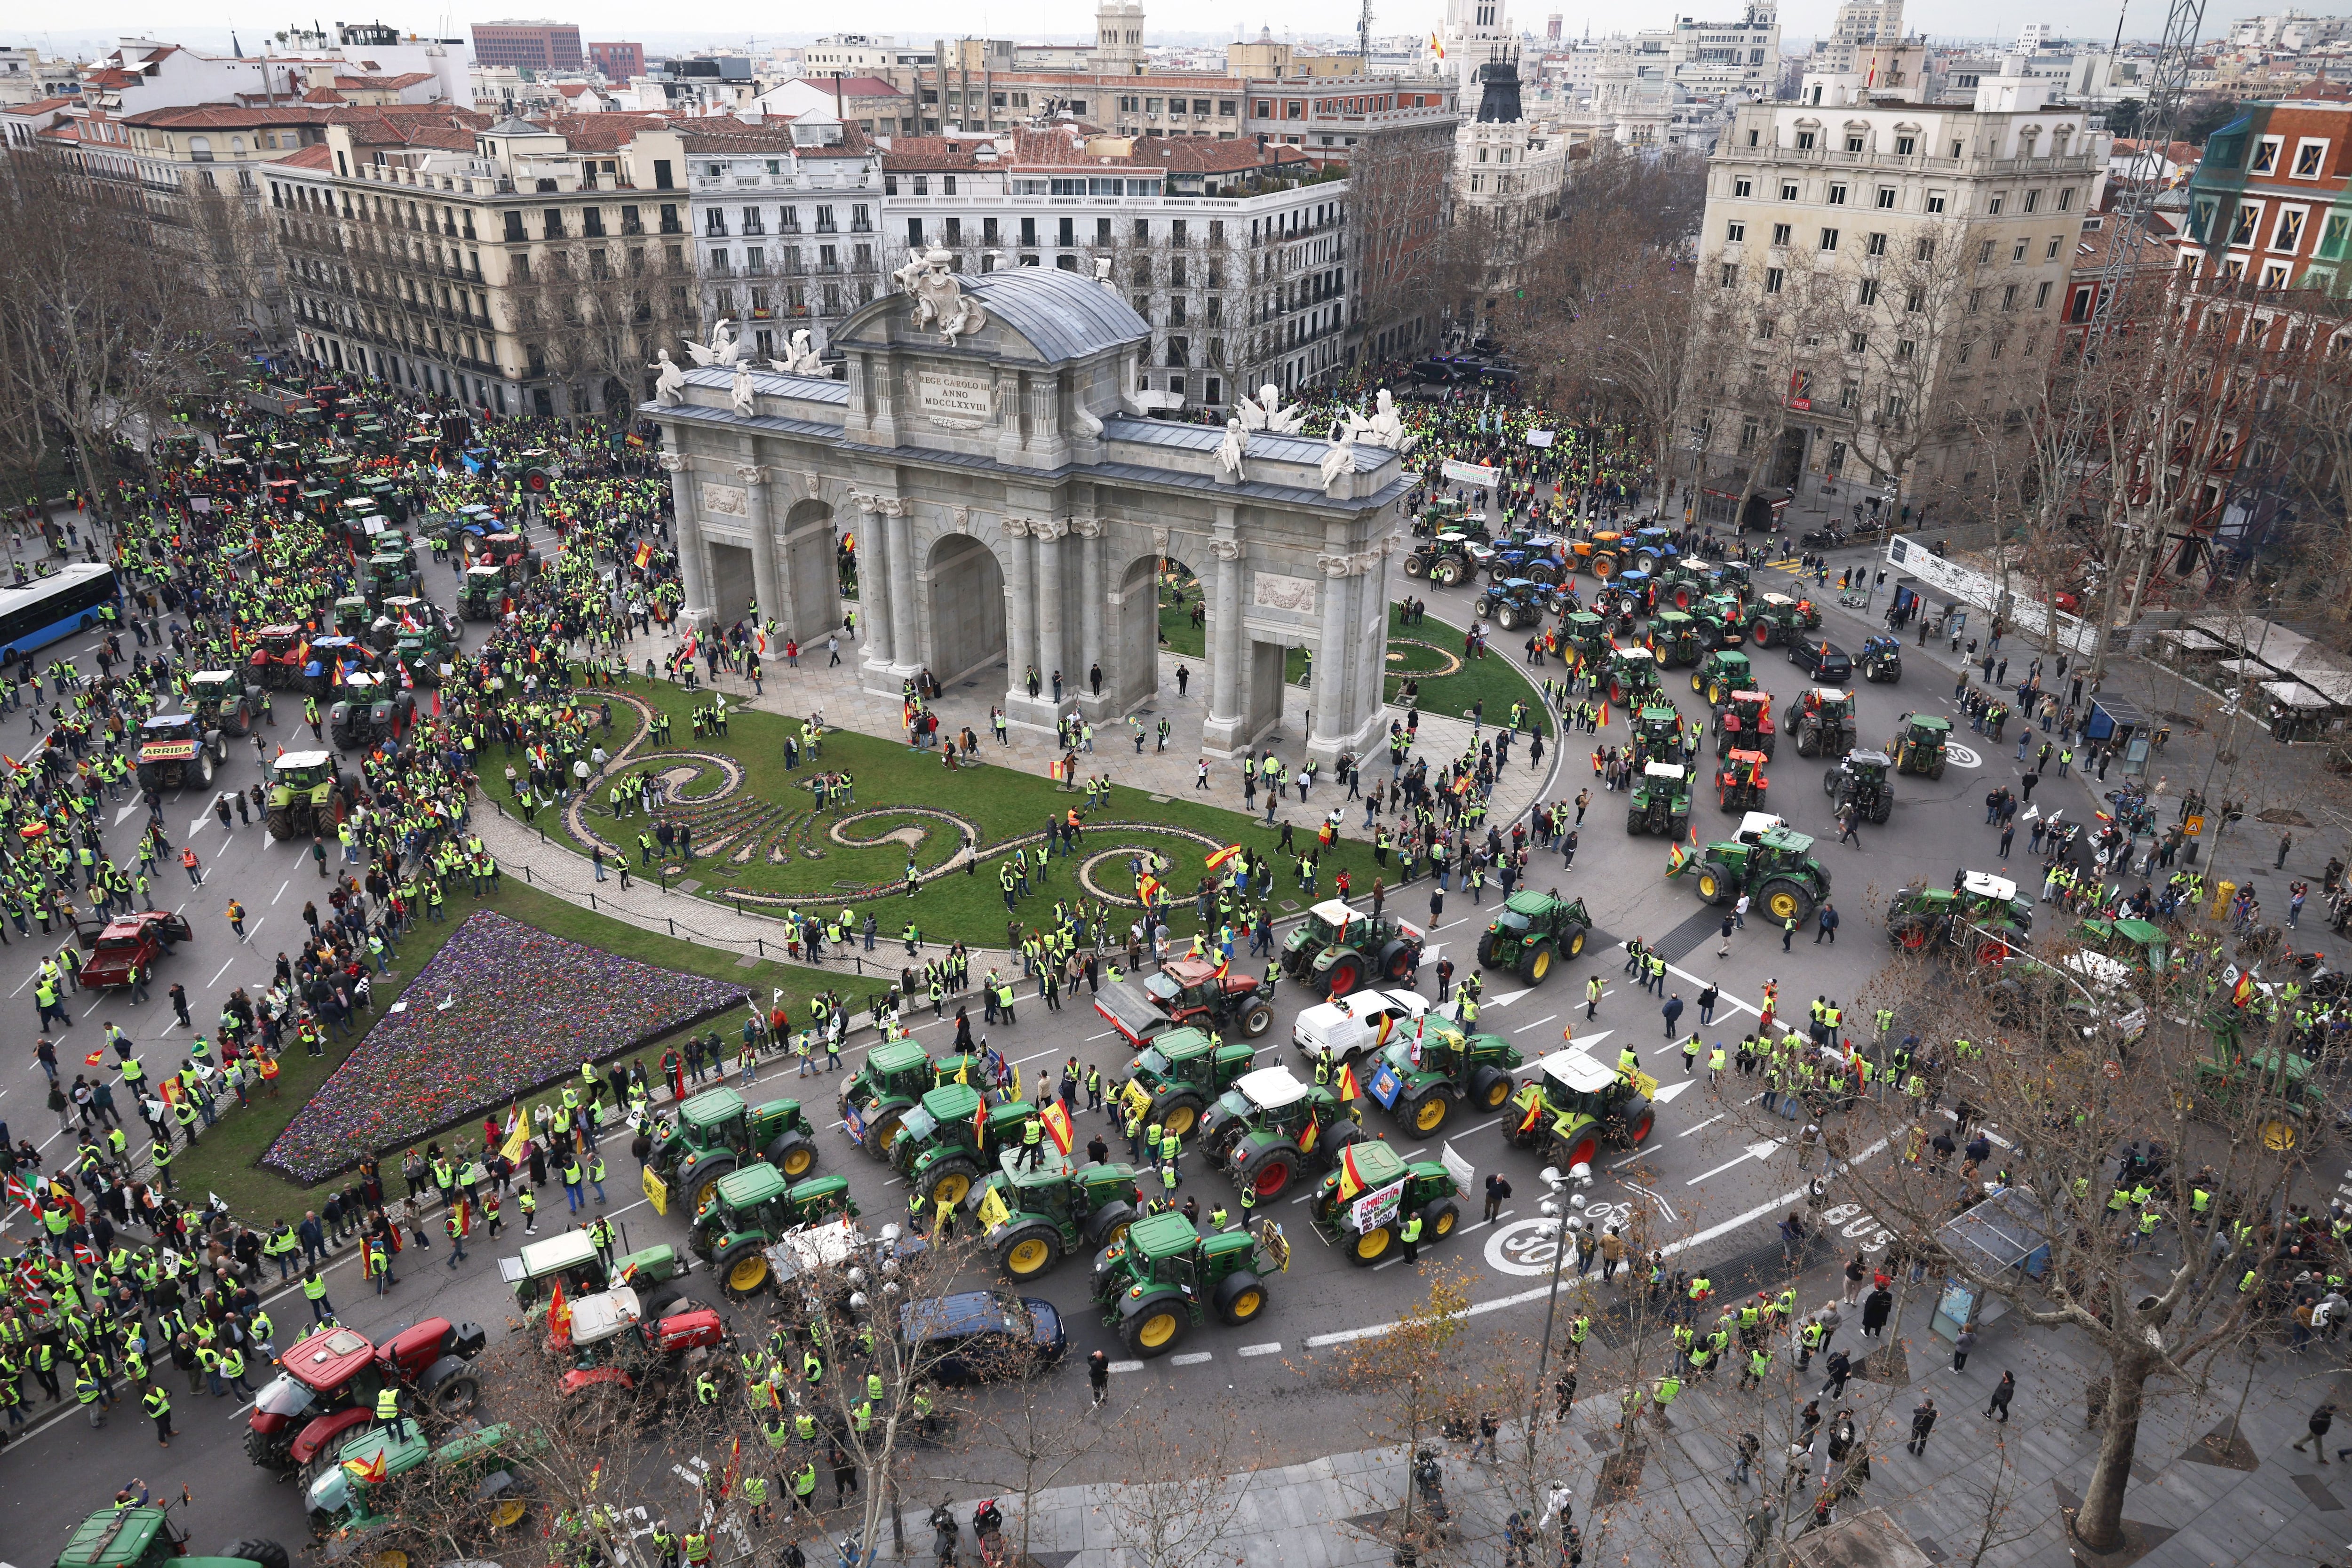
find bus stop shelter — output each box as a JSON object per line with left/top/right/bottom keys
{"left": 1933, "top": 1187, "right": 2051, "bottom": 1341}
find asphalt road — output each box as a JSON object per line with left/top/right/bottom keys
{"left": 0, "top": 522, "right": 2171, "bottom": 1555}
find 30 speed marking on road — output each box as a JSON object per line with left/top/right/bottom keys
{"left": 1944, "top": 742, "right": 1983, "bottom": 768}
{"left": 1483, "top": 1202, "right": 1635, "bottom": 1276}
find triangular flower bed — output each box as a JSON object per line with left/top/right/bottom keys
{"left": 262, "top": 911, "right": 749, "bottom": 1183}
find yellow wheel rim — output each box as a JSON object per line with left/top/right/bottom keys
{"left": 875, "top": 1122, "right": 901, "bottom": 1153}
{"left": 1483, "top": 1078, "right": 1510, "bottom": 1110}
{"left": 1356, "top": 1227, "right": 1391, "bottom": 1260}
{"left": 1007, "top": 1237, "right": 1052, "bottom": 1276}
{"left": 1566, "top": 931, "right": 1585, "bottom": 956}
{"left": 1229, "top": 1288, "right": 1263, "bottom": 1320}
{"left": 933, "top": 1172, "right": 972, "bottom": 1207}
{"left": 694, "top": 1176, "right": 724, "bottom": 1210}
{"left": 728, "top": 1254, "right": 770, "bottom": 1293}
{"left": 1697, "top": 873, "right": 1718, "bottom": 899}
{"left": 782, "top": 1146, "right": 813, "bottom": 1177}
{"left": 493, "top": 1499, "right": 529, "bottom": 1529}
{"left": 1433, "top": 1209, "right": 1456, "bottom": 1235}
{"left": 1768, "top": 892, "right": 1798, "bottom": 920}
{"left": 1163, "top": 1104, "right": 1197, "bottom": 1136}
{"left": 1414, "top": 1097, "right": 1447, "bottom": 1132}
{"left": 1691, "top": 674, "right": 1702, "bottom": 692}
{"left": 2262, "top": 1119, "right": 2298, "bottom": 1152}
{"left": 1136, "top": 1310, "right": 1180, "bottom": 1348}
{"left": 1530, "top": 950, "right": 1550, "bottom": 980}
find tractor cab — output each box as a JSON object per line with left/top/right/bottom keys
{"left": 2076, "top": 916, "right": 2167, "bottom": 974}
{"left": 1627, "top": 761, "right": 1690, "bottom": 838}
{"left": 1602, "top": 645, "right": 1660, "bottom": 705}
{"left": 330, "top": 597, "right": 373, "bottom": 638}
{"left": 1694, "top": 592, "right": 1748, "bottom": 648}
{"left": 1561, "top": 612, "right": 1610, "bottom": 665}
{"left": 1693, "top": 648, "right": 1753, "bottom": 706}
{"left": 1631, "top": 705, "right": 1691, "bottom": 767}
{"left": 1735, "top": 811, "right": 1789, "bottom": 844}
{"left": 1826, "top": 749, "right": 1895, "bottom": 825}
{"left": 1648, "top": 610, "right": 1701, "bottom": 667}
{"left": 1717, "top": 748, "right": 1770, "bottom": 812}
{"left": 1897, "top": 714, "right": 1952, "bottom": 779}
{"left": 1506, "top": 1049, "right": 1658, "bottom": 1173}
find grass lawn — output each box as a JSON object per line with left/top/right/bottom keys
{"left": 551, "top": 683, "right": 1400, "bottom": 948}
{"left": 171, "top": 878, "right": 850, "bottom": 1226}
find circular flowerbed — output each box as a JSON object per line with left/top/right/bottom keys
{"left": 1074, "top": 824, "right": 1230, "bottom": 907}
{"left": 1385, "top": 639, "right": 1465, "bottom": 679}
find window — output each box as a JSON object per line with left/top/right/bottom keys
{"left": 543, "top": 209, "right": 565, "bottom": 239}
{"left": 1875, "top": 186, "right": 1896, "bottom": 209}
{"left": 1828, "top": 182, "right": 1848, "bottom": 206}
{"left": 1915, "top": 237, "right": 1935, "bottom": 261}
{"left": 2001, "top": 283, "right": 2019, "bottom": 310}
{"left": 1844, "top": 134, "right": 1864, "bottom": 153}
{"left": 2274, "top": 208, "right": 2308, "bottom": 253}
{"left": 1739, "top": 416, "right": 1759, "bottom": 452}
{"left": 503, "top": 210, "right": 527, "bottom": 242}
{"left": 1978, "top": 239, "right": 1995, "bottom": 265}
{"left": 2044, "top": 236, "right": 2062, "bottom": 260}
{"left": 1796, "top": 130, "right": 1816, "bottom": 150}
{"left": 1847, "top": 331, "right": 1869, "bottom": 354}
{"left": 2035, "top": 280, "right": 2052, "bottom": 308}
{"left": 1725, "top": 221, "right": 1746, "bottom": 242}
{"left": 1857, "top": 279, "right": 1879, "bottom": 305}
{"left": 1895, "top": 337, "right": 1917, "bottom": 360}
{"left": 1020, "top": 217, "right": 1037, "bottom": 247}
{"left": 1746, "top": 128, "right": 1759, "bottom": 147}
{"left": 2057, "top": 186, "right": 2074, "bottom": 211}
{"left": 1968, "top": 287, "right": 1984, "bottom": 314}
{"left": 1771, "top": 222, "right": 1792, "bottom": 246}
{"left": 1133, "top": 218, "right": 1149, "bottom": 242}
{"left": 582, "top": 207, "right": 605, "bottom": 237}
{"left": 1925, "top": 191, "right": 1946, "bottom": 214}
{"left": 1894, "top": 134, "right": 1916, "bottom": 155}
{"left": 1987, "top": 194, "right": 2004, "bottom": 215}
{"left": 2023, "top": 188, "right": 2040, "bottom": 213}
{"left": 1819, "top": 228, "right": 1839, "bottom": 252}
{"left": 1780, "top": 181, "right": 1799, "bottom": 201}
{"left": 1756, "top": 319, "right": 1775, "bottom": 339}
{"left": 2294, "top": 139, "right": 2328, "bottom": 179}
{"left": 1866, "top": 231, "right": 1887, "bottom": 257}
{"left": 1733, "top": 177, "right": 1753, "bottom": 197}
{"left": 2068, "top": 284, "right": 2096, "bottom": 322}
{"left": 2011, "top": 239, "right": 2028, "bottom": 263}
{"left": 1764, "top": 267, "right": 1785, "bottom": 293}
{"left": 1058, "top": 216, "right": 1075, "bottom": 247}
{"left": 2261, "top": 261, "right": 2290, "bottom": 288}
{"left": 2230, "top": 203, "right": 2261, "bottom": 247}
{"left": 1719, "top": 262, "right": 1740, "bottom": 288}
{"left": 705, "top": 208, "right": 727, "bottom": 236}
{"left": 906, "top": 218, "right": 925, "bottom": 246}
{"left": 653, "top": 159, "right": 673, "bottom": 189}
{"left": 2250, "top": 135, "right": 2281, "bottom": 174}
{"left": 2321, "top": 213, "right": 2350, "bottom": 260}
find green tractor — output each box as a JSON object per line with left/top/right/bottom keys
{"left": 186, "top": 670, "right": 259, "bottom": 738}
{"left": 2074, "top": 916, "right": 2170, "bottom": 976}
{"left": 1626, "top": 761, "right": 1692, "bottom": 839}
{"left": 2193, "top": 1007, "right": 2325, "bottom": 1152}
{"left": 331, "top": 596, "right": 373, "bottom": 638}
{"left": 55, "top": 1507, "right": 288, "bottom": 1568}
{"left": 1692, "top": 647, "right": 1754, "bottom": 707}
{"left": 1824, "top": 749, "right": 1895, "bottom": 824}
{"left": 840, "top": 1038, "right": 939, "bottom": 1158}
{"left": 1746, "top": 591, "right": 1819, "bottom": 647}
{"left": 1279, "top": 898, "right": 1427, "bottom": 998}
{"left": 965, "top": 1149, "right": 1143, "bottom": 1281}
{"left": 652, "top": 1085, "right": 820, "bottom": 1210}
{"left": 459, "top": 564, "right": 509, "bottom": 621}
{"left": 365, "top": 549, "right": 423, "bottom": 609}
{"left": 1630, "top": 705, "right": 1695, "bottom": 768}
{"left": 265, "top": 749, "right": 347, "bottom": 839}
{"left": 1121, "top": 1026, "right": 1259, "bottom": 1138}
{"left": 1652, "top": 559, "right": 1716, "bottom": 613}
{"left": 1476, "top": 889, "right": 1592, "bottom": 983}
{"left": 1673, "top": 822, "right": 1832, "bottom": 925}
{"left": 1198, "top": 1064, "right": 1368, "bottom": 1200}
{"left": 1646, "top": 610, "right": 1703, "bottom": 667}
{"left": 1711, "top": 690, "right": 1777, "bottom": 758}
{"left": 1895, "top": 715, "right": 1951, "bottom": 779}
{"left": 302, "top": 1420, "right": 532, "bottom": 1544}
{"left": 1089, "top": 1210, "right": 1277, "bottom": 1357}
{"left": 1363, "top": 1015, "right": 1525, "bottom": 1136}
{"left": 1403, "top": 531, "right": 1477, "bottom": 587}
{"left": 1693, "top": 592, "right": 1748, "bottom": 651}
{"left": 1601, "top": 645, "right": 1662, "bottom": 705}
{"left": 1311, "top": 1140, "right": 1462, "bottom": 1266}
{"left": 1561, "top": 611, "right": 1612, "bottom": 668}
{"left": 688, "top": 1165, "right": 860, "bottom": 1296}
{"left": 1787, "top": 688, "right": 1859, "bottom": 758}
{"left": 1502, "top": 1049, "right": 1659, "bottom": 1171}
{"left": 890, "top": 1082, "right": 1036, "bottom": 1209}
{"left": 1885, "top": 872, "right": 2031, "bottom": 965}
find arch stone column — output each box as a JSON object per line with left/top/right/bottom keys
{"left": 1033, "top": 517, "right": 1069, "bottom": 700}
{"left": 1002, "top": 516, "right": 1041, "bottom": 719}
{"left": 657, "top": 453, "right": 715, "bottom": 632}
{"left": 883, "top": 496, "right": 919, "bottom": 676}
{"left": 854, "top": 492, "right": 895, "bottom": 672}
{"left": 737, "top": 461, "right": 780, "bottom": 630}
{"left": 1202, "top": 534, "right": 1246, "bottom": 754}
{"left": 1073, "top": 517, "right": 1106, "bottom": 718}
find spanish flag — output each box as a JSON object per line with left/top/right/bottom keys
{"left": 1335, "top": 1143, "right": 1376, "bottom": 1202}
{"left": 344, "top": 1447, "right": 391, "bottom": 1482}
{"left": 1336, "top": 1062, "right": 1362, "bottom": 1103}
{"left": 1205, "top": 843, "right": 1244, "bottom": 871}
{"left": 1299, "top": 1117, "right": 1319, "bottom": 1154}
{"left": 1040, "top": 1098, "right": 1075, "bottom": 1156}
{"left": 1430, "top": 30, "right": 1446, "bottom": 58}
{"left": 549, "top": 1274, "right": 572, "bottom": 1346}
{"left": 1212, "top": 951, "right": 1230, "bottom": 979}
{"left": 1667, "top": 842, "right": 1689, "bottom": 876}
{"left": 2232, "top": 971, "right": 2255, "bottom": 1007}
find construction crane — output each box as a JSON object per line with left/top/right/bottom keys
{"left": 1359, "top": 0, "right": 1375, "bottom": 72}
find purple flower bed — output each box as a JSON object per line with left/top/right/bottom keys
{"left": 262, "top": 911, "right": 749, "bottom": 1183}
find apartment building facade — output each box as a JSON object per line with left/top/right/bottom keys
{"left": 1688, "top": 77, "right": 2108, "bottom": 512}
{"left": 469, "top": 21, "right": 585, "bottom": 74}
{"left": 2175, "top": 98, "right": 2352, "bottom": 294}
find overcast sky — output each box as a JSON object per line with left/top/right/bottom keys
{"left": 34, "top": 0, "right": 2283, "bottom": 55}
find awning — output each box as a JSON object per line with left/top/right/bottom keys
{"left": 1939, "top": 1186, "right": 2051, "bottom": 1280}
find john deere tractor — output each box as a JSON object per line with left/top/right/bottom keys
{"left": 460, "top": 565, "right": 509, "bottom": 621}
{"left": 1602, "top": 646, "right": 1662, "bottom": 705}
{"left": 1693, "top": 593, "right": 1749, "bottom": 651}
{"left": 1716, "top": 749, "right": 1770, "bottom": 812}
{"left": 890, "top": 1082, "right": 1036, "bottom": 1208}
{"left": 1630, "top": 705, "right": 1695, "bottom": 769}
{"left": 1279, "top": 899, "right": 1426, "bottom": 998}
{"left": 1627, "top": 761, "right": 1692, "bottom": 838}
{"left": 1712, "top": 690, "right": 1777, "bottom": 758}
{"left": 651, "top": 1086, "right": 820, "bottom": 1210}
{"left": 1885, "top": 872, "right": 2032, "bottom": 964}
{"left": 1363, "top": 1015, "right": 1524, "bottom": 1135}
{"left": 965, "top": 1149, "right": 1142, "bottom": 1281}
{"left": 1747, "top": 592, "right": 1818, "bottom": 647}
{"left": 1692, "top": 648, "right": 1754, "bottom": 708}
{"left": 1121, "top": 1026, "right": 1258, "bottom": 1137}
{"left": 326, "top": 671, "right": 416, "bottom": 752}
{"left": 1503, "top": 1049, "right": 1659, "bottom": 1171}
{"left": 1560, "top": 612, "right": 1611, "bottom": 668}
{"left": 1824, "top": 749, "right": 1895, "bottom": 824}
{"left": 186, "top": 670, "right": 258, "bottom": 738}
{"left": 1089, "top": 1211, "right": 1276, "bottom": 1356}
{"left": 1403, "top": 532, "right": 1476, "bottom": 587}
{"left": 1198, "top": 1065, "right": 1367, "bottom": 1200}
{"left": 1653, "top": 559, "right": 1715, "bottom": 613}
{"left": 265, "top": 750, "right": 345, "bottom": 839}
{"left": 839, "top": 1039, "right": 937, "bottom": 1158}
{"left": 1647, "top": 610, "right": 1703, "bottom": 668}
{"left": 1311, "top": 1140, "right": 1462, "bottom": 1265}
{"left": 1896, "top": 715, "right": 1951, "bottom": 779}
{"left": 1673, "top": 824, "right": 1832, "bottom": 925}
{"left": 1787, "top": 688, "right": 1858, "bottom": 758}
{"left": 687, "top": 1166, "right": 859, "bottom": 1297}
{"left": 364, "top": 549, "right": 422, "bottom": 608}
{"left": 1476, "top": 890, "right": 1592, "bottom": 983}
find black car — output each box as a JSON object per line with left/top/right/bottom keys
{"left": 1788, "top": 638, "right": 1853, "bottom": 682}
{"left": 898, "top": 1291, "right": 1067, "bottom": 1385}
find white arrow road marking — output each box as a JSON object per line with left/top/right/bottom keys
{"left": 1687, "top": 1138, "right": 1783, "bottom": 1185}
{"left": 1678, "top": 1111, "right": 1723, "bottom": 1137}
{"left": 115, "top": 803, "right": 143, "bottom": 825}
{"left": 1650, "top": 1079, "right": 1697, "bottom": 1105}
{"left": 1483, "top": 987, "right": 1533, "bottom": 1009}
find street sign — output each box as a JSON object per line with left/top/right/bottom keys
{"left": 2103, "top": 1060, "right": 2122, "bottom": 1081}
{"left": 2185, "top": 814, "right": 2205, "bottom": 837}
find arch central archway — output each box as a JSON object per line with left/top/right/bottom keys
{"left": 926, "top": 533, "right": 1007, "bottom": 686}
{"left": 781, "top": 498, "right": 842, "bottom": 645}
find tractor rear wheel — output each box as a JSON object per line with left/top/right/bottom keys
{"left": 1431, "top": 560, "right": 1462, "bottom": 587}
{"left": 266, "top": 806, "right": 292, "bottom": 840}
{"left": 765, "top": 1132, "right": 817, "bottom": 1179}
{"left": 688, "top": 1157, "right": 737, "bottom": 1212}
{"left": 1890, "top": 918, "right": 1931, "bottom": 951}
{"left": 1403, "top": 555, "right": 1428, "bottom": 579}
{"left": 1518, "top": 944, "right": 1552, "bottom": 984}
{"left": 995, "top": 1224, "right": 1062, "bottom": 1281}
{"left": 1240, "top": 1147, "right": 1297, "bottom": 1200}
{"left": 1120, "top": 1298, "right": 1191, "bottom": 1356}
{"left": 1626, "top": 807, "right": 1645, "bottom": 836}
{"left": 1869, "top": 796, "right": 1891, "bottom": 824}
{"left": 1085, "top": 1202, "right": 1136, "bottom": 1248}
{"left": 1349, "top": 1225, "right": 1395, "bottom": 1265}
{"left": 1929, "top": 757, "right": 1946, "bottom": 780}
{"left": 1323, "top": 955, "right": 1366, "bottom": 997}
{"left": 1760, "top": 879, "right": 1815, "bottom": 927}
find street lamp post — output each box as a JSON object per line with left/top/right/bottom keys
{"left": 1534, "top": 1165, "right": 1578, "bottom": 1382}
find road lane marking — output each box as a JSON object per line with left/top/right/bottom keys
{"left": 1515, "top": 1014, "right": 1558, "bottom": 1034}
{"left": 1169, "top": 1352, "right": 1214, "bottom": 1366}
{"left": 1237, "top": 1342, "right": 1282, "bottom": 1357}
{"left": 1109, "top": 1360, "right": 1145, "bottom": 1373}
{"left": 1687, "top": 1138, "right": 1784, "bottom": 1186}
{"left": 1680, "top": 1113, "right": 1724, "bottom": 1137}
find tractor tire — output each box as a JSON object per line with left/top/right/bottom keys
{"left": 1323, "top": 954, "right": 1366, "bottom": 998}
{"left": 1477, "top": 932, "right": 1499, "bottom": 967}
{"left": 1377, "top": 938, "right": 1419, "bottom": 982}
{"left": 1239, "top": 1146, "right": 1299, "bottom": 1200}
{"left": 244, "top": 1425, "right": 291, "bottom": 1472}
{"left": 1761, "top": 734, "right": 1777, "bottom": 760}
{"left": 1562, "top": 926, "right": 1588, "bottom": 959}
{"left": 1929, "top": 757, "right": 1946, "bottom": 780}
{"left": 1422, "top": 1199, "right": 1461, "bottom": 1240}
{"left": 1238, "top": 1002, "right": 1274, "bottom": 1038}
{"left": 1608, "top": 677, "right": 1625, "bottom": 704}
{"left": 424, "top": 1369, "right": 481, "bottom": 1421}
{"left": 1120, "top": 1295, "right": 1192, "bottom": 1356}
{"left": 1626, "top": 807, "right": 1645, "bottom": 836}
{"left": 1986, "top": 979, "right": 2026, "bottom": 1024}
{"left": 764, "top": 1131, "right": 817, "bottom": 1180}
{"left": 864, "top": 1108, "right": 908, "bottom": 1159}
{"left": 686, "top": 1155, "right": 738, "bottom": 1213}
{"left": 221, "top": 1540, "right": 291, "bottom": 1568}
{"left": 924, "top": 1158, "right": 982, "bottom": 1209}
{"left": 1691, "top": 671, "right": 1705, "bottom": 694}
{"left": 1403, "top": 555, "right": 1428, "bottom": 579}
{"left": 1517, "top": 943, "right": 1554, "bottom": 985}
{"left": 994, "top": 1223, "right": 1063, "bottom": 1281}
{"left": 1496, "top": 606, "right": 1519, "bottom": 632}
{"left": 1470, "top": 1064, "right": 1515, "bottom": 1113}
{"left": 1890, "top": 918, "right": 1931, "bottom": 952}
{"left": 1348, "top": 1224, "right": 1395, "bottom": 1265}
{"left": 1431, "top": 559, "right": 1462, "bottom": 587}
{"left": 1085, "top": 1201, "right": 1137, "bottom": 1248}
{"left": 1796, "top": 727, "right": 1818, "bottom": 758}
{"left": 266, "top": 806, "right": 293, "bottom": 840}
{"left": 1825, "top": 769, "right": 1840, "bottom": 796}
{"left": 1693, "top": 862, "right": 1735, "bottom": 906}
{"left": 196, "top": 752, "right": 215, "bottom": 788}
{"left": 1156, "top": 1093, "right": 1207, "bottom": 1139}
{"left": 1213, "top": 1270, "right": 1269, "bottom": 1326}
{"left": 1749, "top": 622, "right": 1772, "bottom": 647}
{"left": 1868, "top": 796, "right": 1891, "bottom": 825}
{"left": 718, "top": 1243, "right": 771, "bottom": 1299}
{"left": 1402, "top": 1086, "right": 1455, "bottom": 1136}
{"left": 1760, "top": 879, "right": 1816, "bottom": 927}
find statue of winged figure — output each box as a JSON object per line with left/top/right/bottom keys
{"left": 685, "top": 318, "right": 744, "bottom": 369}
{"left": 1235, "top": 382, "right": 1307, "bottom": 435}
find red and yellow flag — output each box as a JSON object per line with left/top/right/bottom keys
{"left": 1040, "top": 1099, "right": 1075, "bottom": 1156}
{"left": 549, "top": 1274, "right": 572, "bottom": 1346}
{"left": 1336, "top": 1063, "right": 1362, "bottom": 1103}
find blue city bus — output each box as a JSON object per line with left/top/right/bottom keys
{"left": 0, "top": 564, "right": 121, "bottom": 664}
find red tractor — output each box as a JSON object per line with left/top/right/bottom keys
{"left": 245, "top": 625, "right": 309, "bottom": 691}
{"left": 245, "top": 1316, "right": 486, "bottom": 1476}
{"left": 1716, "top": 749, "right": 1770, "bottom": 812}
{"left": 1712, "top": 690, "right": 1777, "bottom": 759}
{"left": 553, "top": 1286, "right": 732, "bottom": 1436}
{"left": 1092, "top": 954, "right": 1279, "bottom": 1046}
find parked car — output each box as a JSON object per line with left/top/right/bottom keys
{"left": 1788, "top": 638, "right": 1854, "bottom": 682}
{"left": 75, "top": 911, "right": 192, "bottom": 989}
{"left": 898, "top": 1291, "right": 1066, "bottom": 1385}
{"left": 1290, "top": 988, "right": 1436, "bottom": 1067}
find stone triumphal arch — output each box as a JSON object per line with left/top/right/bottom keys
{"left": 649, "top": 263, "right": 1408, "bottom": 763}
